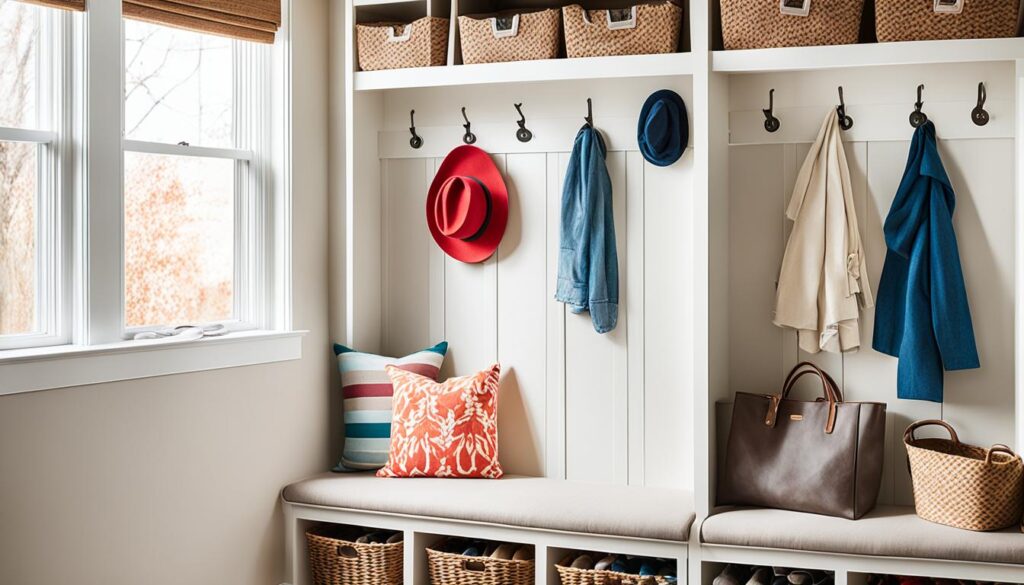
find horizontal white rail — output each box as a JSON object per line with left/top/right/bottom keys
{"left": 0, "top": 127, "right": 57, "bottom": 144}
{"left": 123, "top": 139, "right": 253, "bottom": 161}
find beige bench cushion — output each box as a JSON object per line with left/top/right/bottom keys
{"left": 283, "top": 473, "right": 694, "bottom": 542}
{"left": 702, "top": 506, "right": 1024, "bottom": 565}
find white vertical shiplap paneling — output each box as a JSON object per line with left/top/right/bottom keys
{"left": 625, "top": 151, "right": 646, "bottom": 486}
{"left": 497, "top": 153, "right": 549, "bottom": 477}
{"left": 379, "top": 141, "right": 691, "bottom": 487}
{"left": 643, "top": 152, "right": 694, "bottom": 489}
{"left": 727, "top": 145, "right": 786, "bottom": 394}
{"left": 725, "top": 137, "right": 1015, "bottom": 506}
{"left": 564, "top": 150, "right": 629, "bottom": 484}
{"left": 381, "top": 158, "right": 432, "bottom": 357}
{"left": 545, "top": 152, "right": 567, "bottom": 480}
{"left": 940, "top": 140, "right": 1016, "bottom": 457}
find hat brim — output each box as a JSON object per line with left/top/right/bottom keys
{"left": 638, "top": 89, "right": 689, "bottom": 167}
{"left": 426, "top": 145, "right": 509, "bottom": 264}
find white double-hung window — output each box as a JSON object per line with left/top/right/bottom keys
{"left": 0, "top": 0, "right": 68, "bottom": 350}
{"left": 0, "top": 0, "right": 297, "bottom": 394}
{"left": 122, "top": 19, "right": 272, "bottom": 334}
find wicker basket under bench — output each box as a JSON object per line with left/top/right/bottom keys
{"left": 426, "top": 542, "right": 534, "bottom": 585}
{"left": 306, "top": 524, "right": 403, "bottom": 585}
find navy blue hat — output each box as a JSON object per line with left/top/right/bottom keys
{"left": 637, "top": 89, "right": 688, "bottom": 167}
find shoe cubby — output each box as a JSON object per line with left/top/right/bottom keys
{"left": 850, "top": 574, "right": 1024, "bottom": 585}
{"left": 299, "top": 521, "right": 405, "bottom": 585}
{"left": 552, "top": 548, "right": 681, "bottom": 584}
{"left": 707, "top": 565, "right": 835, "bottom": 585}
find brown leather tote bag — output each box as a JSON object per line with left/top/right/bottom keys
{"left": 718, "top": 362, "right": 886, "bottom": 520}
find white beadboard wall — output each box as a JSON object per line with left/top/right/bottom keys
{"left": 723, "top": 62, "right": 1017, "bottom": 506}
{"left": 370, "top": 78, "right": 693, "bottom": 488}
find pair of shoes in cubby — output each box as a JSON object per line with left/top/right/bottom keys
{"left": 868, "top": 575, "right": 1015, "bottom": 585}
{"left": 557, "top": 551, "right": 678, "bottom": 584}
{"left": 434, "top": 537, "right": 534, "bottom": 561}
{"left": 353, "top": 529, "right": 403, "bottom": 544}
{"left": 715, "top": 565, "right": 834, "bottom": 585}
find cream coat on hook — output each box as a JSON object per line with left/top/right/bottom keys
{"left": 773, "top": 109, "right": 873, "bottom": 354}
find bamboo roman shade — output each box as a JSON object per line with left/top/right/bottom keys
{"left": 122, "top": 0, "right": 281, "bottom": 44}
{"left": 17, "top": 0, "right": 85, "bottom": 11}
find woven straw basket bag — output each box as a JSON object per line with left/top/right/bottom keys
{"left": 458, "top": 9, "right": 560, "bottom": 64}
{"left": 720, "top": 0, "right": 865, "bottom": 49}
{"left": 877, "top": 0, "right": 1023, "bottom": 43}
{"left": 306, "top": 525, "right": 403, "bottom": 585}
{"left": 562, "top": 2, "right": 682, "bottom": 59}
{"left": 555, "top": 555, "right": 673, "bottom": 585}
{"left": 356, "top": 16, "right": 449, "bottom": 71}
{"left": 426, "top": 547, "right": 534, "bottom": 585}
{"left": 905, "top": 420, "right": 1024, "bottom": 532}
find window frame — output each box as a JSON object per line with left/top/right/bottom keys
{"left": 0, "top": 4, "right": 71, "bottom": 351}
{"left": 121, "top": 23, "right": 273, "bottom": 337}
{"left": 0, "top": 0, "right": 298, "bottom": 394}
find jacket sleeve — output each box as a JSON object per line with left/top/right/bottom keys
{"left": 583, "top": 134, "right": 618, "bottom": 334}
{"left": 928, "top": 181, "right": 980, "bottom": 371}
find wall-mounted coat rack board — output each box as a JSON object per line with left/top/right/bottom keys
{"left": 728, "top": 62, "right": 1014, "bottom": 145}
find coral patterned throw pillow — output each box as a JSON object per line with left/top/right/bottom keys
{"left": 378, "top": 363, "right": 503, "bottom": 479}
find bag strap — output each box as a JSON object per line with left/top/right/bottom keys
{"left": 903, "top": 419, "right": 959, "bottom": 446}
{"left": 765, "top": 362, "right": 840, "bottom": 434}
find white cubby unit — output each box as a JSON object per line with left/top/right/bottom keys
{"left": 283, "top": 0, "right": 1024, "bottom": 583}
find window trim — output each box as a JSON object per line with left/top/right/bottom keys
{"left": 0, "top": 3, "right": 69, "bottom": 351}
{"left": 0, "top": 0, "right": 299, "bottom": 392}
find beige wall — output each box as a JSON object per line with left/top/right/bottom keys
{"left": 0, "top": 1, "right": 332, "bottom": 584}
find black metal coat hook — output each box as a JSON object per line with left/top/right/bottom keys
{"left": 461, "top": 107, "right": 476, "bottom": 144}
{"left": 408, "top": 110, "right": 423, "bottom": 149}
{"left": 763, "top": 88, "right": 780, "bottom": 133}
{"left": 973, "top": 82, "right": 990, "bottom": 127}
{"left": 514, "top": 103, "right": 532, "bottom": 143}
{"left": 584, "top": 98, "right": 594, "bottom": 128}
{"left": 836, "top": 86, "right": 854, "bottom": 131}
{"left": 910, "top": 84, "right": 928, "bottom": 128}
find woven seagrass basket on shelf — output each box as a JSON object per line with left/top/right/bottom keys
{"left": 719, "top": 0, "right": 865, "bottom": 49}
{"left": 905, "top": 420, "right": 1024, "bottom": 532}
{"left": 876, "top": 0, "right": 1023, "bottom": 43}
{"left": 305, "top": 524, "right": 403, "bottom": 585}
{"left": 458, "top": 8, "right": 560, "bottom": 64}
{"left": 355, "top": 16, "right": 449, "bottom": 71}
{"left": 426, "top": 545, "right": 534, "bottom": 585}
{"left": 562, "top": 1, "right": 682, "bottom": 59}
{"left": 555, "top": 554, "right": 674, "bottom": 585}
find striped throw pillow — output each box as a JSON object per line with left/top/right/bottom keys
{"left": 332, "top": 341, "right": 448, "bottom": 471}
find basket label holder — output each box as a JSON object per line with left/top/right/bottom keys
{"left": 580, "top": 6, "right": 638, "bottom": 30}
{"left": 386, "top": 24, "right": 413, "bottom": 43}
{"left": 933, "top": 0, "right": 963, "bottom": 14}
{"left": 780, "top": 0, "right": 810, "bottom": 17}
{"left": 490, "top": 14, "right": 520, "bottom": 38}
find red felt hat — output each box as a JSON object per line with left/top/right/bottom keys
{"left": 426, "top": 145, "right": 508, "bottom": 264}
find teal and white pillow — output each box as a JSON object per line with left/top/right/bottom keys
{"left": 333, "top": 341, "right": 448, "bottom": 471}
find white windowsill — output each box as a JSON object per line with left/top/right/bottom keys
{"left": 0, "top": 330, "right": 307, "bottom": 396}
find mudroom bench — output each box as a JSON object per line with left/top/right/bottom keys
{"left": 281, "top": 473, "right": 695, "bottom": 585}
{"left": 700, "top": 507, "right": 1024, "bottom": 583}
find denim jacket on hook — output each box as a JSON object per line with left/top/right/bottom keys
{"left": 555, "top": 126, "right": 619, "bottom": 334}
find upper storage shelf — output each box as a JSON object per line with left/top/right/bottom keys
{"left": 354, "top": 52, "right": 693, "bottom": 91}
{"left": 713, "top": 37, "right": 1024, "bottom": 73}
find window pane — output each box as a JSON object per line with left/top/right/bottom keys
{"left": 124, "top": 20, "right": 233, "bottom": 148}
{"left": 0, "top": 141, "right": 37, "bottom": 335}
{"left": 124, "top": 152, "right": 234, "bottom": 328}
{"left": 0, "top": 0, "right": 39, "bottom": 129}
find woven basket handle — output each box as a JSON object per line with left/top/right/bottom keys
{"left": 904, "top": 419, "right": 959, "bottom": 446}
{"left": 336, "top": 545, "right": 359, "bottom": 558}
{"left": 985, "top": 444, "right": 1020, "bottom": 464}
{"left": 462, "top": 559, "right": 488, "bottom": 572}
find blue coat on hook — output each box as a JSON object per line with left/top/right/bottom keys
{"left": 555, "top": 125, "right": 618, "bottom": 334}
{"left": 872, "top": 121, "right": 979, "bottom": 402}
